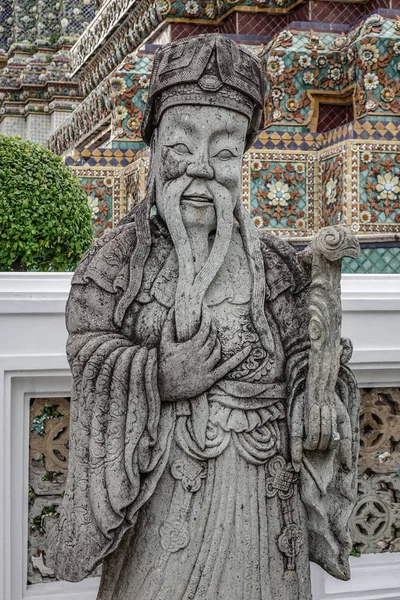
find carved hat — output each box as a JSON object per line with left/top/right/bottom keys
{"left": 141, "top": 34, "right": 265, "bottom": 150}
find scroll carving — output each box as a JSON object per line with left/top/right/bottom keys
{"left": 304, "top": 227, "right": 360, "bottom": 410}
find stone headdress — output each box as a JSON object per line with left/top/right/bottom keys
{"left": 141, "top": 34, "right": 265, "bottom": 150}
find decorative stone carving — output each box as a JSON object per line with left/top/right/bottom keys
{"left": 28, "top": 397, "right": 70, "bottom": 585}
{"left": 358, "top": 388, "right": 400, "bottom": 475}
{"left": 48, "top": 35, "right": 360, "bottom": 599}
{"left": 349, "top": 387, "right": 400, "bottom": 555}
{"left": 350, "top": 474, "right": 400, "bottom": 553}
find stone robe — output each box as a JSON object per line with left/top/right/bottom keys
{"left": 48, "top": 216, "right": 359, "bottom": 600}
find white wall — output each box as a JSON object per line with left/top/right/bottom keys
{"left": 1, "top": 273, "right": 400, "bottom": 600}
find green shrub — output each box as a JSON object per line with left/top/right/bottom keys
{"left": 0, "top": 135, "right": 93, "bottom": 271}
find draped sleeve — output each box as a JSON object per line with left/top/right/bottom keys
{"left": 47, "top": 228, "right": 175, "bottom": 582}
{"left": 261, "top": 233, "right": 359, "bottom": 581}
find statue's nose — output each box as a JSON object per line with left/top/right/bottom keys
{"left": 186, "top": 158, "right": 214, "bottom": 180}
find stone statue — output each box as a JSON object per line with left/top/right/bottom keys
{"left": 48, "top": 35, "right": 361, "bottom": 600}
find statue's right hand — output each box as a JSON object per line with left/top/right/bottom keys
{"left": 158, "top": 309, "right": 251, "bottom": 402}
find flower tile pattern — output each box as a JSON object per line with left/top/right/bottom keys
{"left": 42, "top": 12, "right": 400, "bottom": 273}
{"left": 65, "top": 153, "right": 128, "bottom": 233}
{"left": 246, "top": 153, "right": 312, "bottom": 234}
{"left": 260, "top": 15, "right": 400, "bottom": 130}
{"left": 64, "top": 121, "right": 400, "bottom": 245}
{"left": 110, "top": 51, "right": 153, "bottom": 149}
{"left": 359, "top": 148, "right": 400, "bottom": 227}
{"left": 75, "top": 167, "right": 124, "bottom": 234}
{"left": 320, "top": 146, "right": 346, "bottom": 227}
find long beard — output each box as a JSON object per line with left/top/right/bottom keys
{"left": 115, "top": 145, "right": 274, "bottom": 355}
{"left": 161, "top": 178, "right": 235, "bottom": 341}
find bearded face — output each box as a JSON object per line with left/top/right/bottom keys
{"left": 153, "top": 105, "right": 248, "bottom": 227}
{"left": 151, "top": 105, "right": 249, "bottom": 340}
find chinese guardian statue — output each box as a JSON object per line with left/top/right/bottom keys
{"left": 49, "top": 34, "right": 360, "bottom": 600}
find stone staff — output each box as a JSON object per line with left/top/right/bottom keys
{"left": 292, "top": 225, "right": 361, "bottom": 472}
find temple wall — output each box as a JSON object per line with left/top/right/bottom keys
{"left": 46, "top": 10, "right": 400, "bottom": 276}
{"left": 0, "top": 0, "right": 99, "bottom": 143}
{"left": 1, "top": 2, "right": 400, "bottom": 275}
{"left": 0, "top": 115, "right": 25, "bottom": 137}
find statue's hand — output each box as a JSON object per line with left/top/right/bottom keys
{"left": 158, "top": 309, "right": 251, "bottom": 402}
{"left": 291, "top": 393, "right": 346, "bottom": 472}
{"left": 303, "top": 398, "right": 340, "bottom": 452}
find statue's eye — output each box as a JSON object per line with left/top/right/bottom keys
{"left": 214, "top": 149, "right": 236, "bottom": 160}
{"left": 169, "top": 143, "right": 191, "bottom": 155}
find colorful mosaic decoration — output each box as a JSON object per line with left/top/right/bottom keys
{"left": 244, "top": 126, "right": 400, "bottom": 239}
{"left": 79, "top": 172, "right": 115, "bottom": 237}
{"left": 244, "top": 151, "right": 315, "bottom": 236}
{"left": 71, "top": 166, "right": 124, "bottom": 234}
{"left": 0, "top": 0, "right": 97, "bottom": 49}
{"left": 358, "top": 145, "right": 400, "bottom": 229}
{"left": 66, "top": 120, "right": 400, "bottom": 249}
{"left": 70, "top": 0, "right": 302, "bottom": 94}
{"left": 0, "top": 1, "right": 99, "bottom": 141}
{"left": 110, "top": 50, "right": 154, "bottom": 150}
{"left": 261, "top": 14, "right": 400, "bottom": 130}
{"left": 47, "top": 77, "right": 112, "bottom": 156}
{"left": 65, "top": 147, "right": 135, "bottom": 232}
{"left": 0, "top": 1, "right": 13, "bottom": 54}
{"left": 42, "top": 10, "right": 400, "bottom": 273}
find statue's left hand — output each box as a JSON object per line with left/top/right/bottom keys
{"left": 291, "top": 393, "right": 351, "bottom": 471}
{"left": 303, "top": 400, "right": 340, "bottom": 453}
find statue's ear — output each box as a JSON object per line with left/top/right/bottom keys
{"left": 150, "top": 128, "right": 165, "bottom": 219}
{"left": 150, "top": 127, "right": 158, "bottom": 149}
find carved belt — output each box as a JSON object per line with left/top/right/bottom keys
{"left": 175, "top": 379, "right": 287, "bottom": 416}
{"left": 174, "top": 379, "right": 286, "bottom": 463}
{"left": 210, "top": 379, "right": 287, "bottom": 408}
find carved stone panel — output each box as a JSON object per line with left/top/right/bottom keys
{"left": 358, "top": 388, "right": 400, "bottom": 475}
{"left": 28, "top": 397, "right": 70, "bottom": 584}
{"left": 28, "top": 397, "right": 102, "bottom": 584}
{"left": 350, "top": 388, "right": 400, "bottom": 555}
